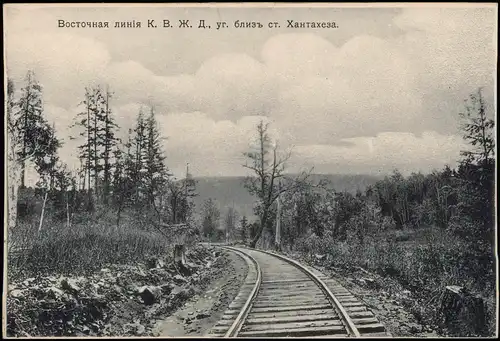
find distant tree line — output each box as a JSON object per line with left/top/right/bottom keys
{"left": 238, "top": 88, "right": 494, "bottom": 286}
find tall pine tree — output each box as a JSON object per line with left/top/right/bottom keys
{"left": 71, "top": 84, "right": 119, "bottom": 208}
{"left": 143, "top": 107, "right": 172, "bottom": 220}
{"left": 98, "top": 87, "right": 120, "bottom": 205}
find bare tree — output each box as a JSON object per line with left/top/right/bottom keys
{"left": 7, "top": 78, "right": 22, "bottom": 230}
{"left": 243, "top": 120, "right": 309, "bottom": 248}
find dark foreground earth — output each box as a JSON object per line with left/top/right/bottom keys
{"left": 6, "top": 245, "right": 246, "bottom": 337}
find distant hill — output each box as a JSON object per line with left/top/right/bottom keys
{"left": 191, "top": 174, "right": 383, "bottom": 222}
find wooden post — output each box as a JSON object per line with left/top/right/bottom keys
{"left": 38, "top": 190, "right": 49, "bottom": 232}
{"left": 275, "top": 180, "right": 281, "bottom": 251}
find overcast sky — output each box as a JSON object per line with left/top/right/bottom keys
{"left": 4, "top": 4, "right": 497, "bottom": 181}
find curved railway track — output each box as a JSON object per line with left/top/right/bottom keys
{"left": 207, "top": 246, "right": 389, "bottom": 338}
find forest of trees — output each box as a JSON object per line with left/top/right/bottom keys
{"left": 193, "top": 88, "right": 495, "bottom": 273}
{"left": 7, "top": 71, "right": 198, "bottom": 275}
{"left": 7, "top": 71, "right": 496, "bottom": 305}
{"left": 238, "top": 90, "right": 494, "bottom": 246}
{"left": 234, "top": 88, "right": 495, "bottom": 314}
{"left": 200, "top": 199, "right": 244, "bottom": 243}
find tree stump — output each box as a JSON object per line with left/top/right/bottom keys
{"left": 174, "top": 244, "right": 191, "bottom": 277}
{"left": 440, "top": 285, "right": 486, "bottom": 336}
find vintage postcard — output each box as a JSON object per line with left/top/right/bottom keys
{"left": 3, "top": 3, "right": 498, "bottom": 338}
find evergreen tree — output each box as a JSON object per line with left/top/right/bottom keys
{"left": 453, "top": 88, "right": 495, "bottom": 251}
{"left": 459, "top": 88, "right": 495, "bottom": 164}
{"left": 14, "top": 70, "right": 59, "bottom": 188}
{"left": 71, "top": 85, "right": 120, "bottom": 208}
{"left": 143, "top": 106, "right": 168, "bottom": 208}
{"left": 99, "top": 87, "right": 120, "bottom": 205}
{"left": 71, "top": 86, "right": 99, "bottom": 208}
{"left": 131, "top": 108, "right": 147, "bottom": 207}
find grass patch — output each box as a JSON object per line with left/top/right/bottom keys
{"left": 8, "top": 210, "right": 171, "bottom": 279}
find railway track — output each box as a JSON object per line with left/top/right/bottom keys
{"left": 207, "top": 246, "right": 389, "bottom": 338}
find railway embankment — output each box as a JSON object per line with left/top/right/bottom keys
{"left": 6, "top": 245, "right": 237, "bottom": 337}
{"left": 208, "top": 247, "right": 389, "bottom": 338}
{"left": 282, "top": 250, "right": 438, "bottom": 337}
{"left": 279, "top": 244, "right": 493, "bottom": 337}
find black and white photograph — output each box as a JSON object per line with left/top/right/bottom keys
{"left": 3, "top": 3, "right": 498, "bottom": 338}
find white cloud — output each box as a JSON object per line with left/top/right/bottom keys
{"left": 261, "top": 33, "right": 338, "bottom": 82}
{"left": 5, "top": 6, "right": 496, "bottom": 178}
{"left": 157, "top": 113, "right": 271, "bottom": 177}
{"left": 290, "top": 131, "right": 466, "bottom": 175}
{"left": 5, "top": 30, "right": 111, "bottom": 108}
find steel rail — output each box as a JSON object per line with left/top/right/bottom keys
{"left": 255, "top": 248, "right": 361, "bottom": 338}
{"left": 221, "top": 246, "right": 262, "bottom": 338}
